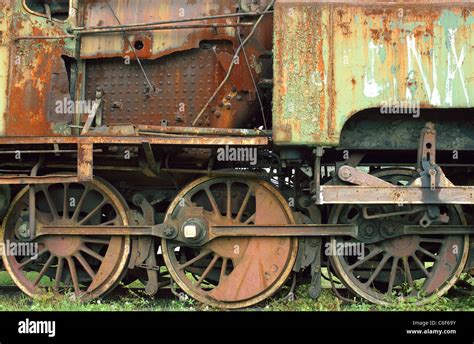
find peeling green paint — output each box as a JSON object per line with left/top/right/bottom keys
{"left": 438, "top": 10, "right": 461, "bottom": 32}
{"left": 0, "top": 3, "right": 10, "bottom": 135}
{"left": 378, "top": 46, "right": 386, "bottom": 64}
{"left": 273, "top": 3, "right": 474, "bottom": 146}
{"left": 390, "top": 20, "right": 427, "bottom": 32}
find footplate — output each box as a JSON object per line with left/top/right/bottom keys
{"left": 318, "top": 122, "right": 474, "bottom": 205}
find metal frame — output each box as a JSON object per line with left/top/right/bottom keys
{"left": 0, "top": 134, "right": 268, "bottom": 184}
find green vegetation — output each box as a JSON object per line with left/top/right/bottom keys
{"left": 0, "top": 271, "right": 471, "bottom": 311}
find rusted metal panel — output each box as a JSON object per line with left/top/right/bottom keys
{"left": 3, "top": 1, "right": 272, "bottom": 137}
{"left": 0, "top": 0, "right": 12, "bottom": 136}
{"left": 273, "top": 0, "right": 474, "bottom": 146}
{"left": 80, "top": 0, "right": 271, "bottom": 130}
{"left": 80, "top": 0, "right": 242, "bottom": 60}
{"left": 84, "top": 46, "right": 255, "bottom": 128}
{"left": 273, "top": 2, "right": 331, "bottom": 145}
{"left": 5, "top": 1, "right": 76, "bottom": 136}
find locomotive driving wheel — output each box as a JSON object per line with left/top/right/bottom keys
{"left": 329, "top": 168, "right": 469, "bottom": 305}
{"left": 1, "top": 177, "right": 130, "bottom": 301}
{"left": 162, "top": 177, "right": 298, "bottom": 309}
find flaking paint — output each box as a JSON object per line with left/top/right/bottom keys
{"left": 273, "top": 1, "right": 474, "bottom": 146}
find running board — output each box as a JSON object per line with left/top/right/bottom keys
{"left": 317, "top": 185, "right": 474, "bottom": 205}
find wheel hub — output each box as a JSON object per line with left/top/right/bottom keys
{"left": 180, "top": 217, "right": 208, "bottom": 243}
{"left": 383, "top": 236, "right": 419, "bottom": 257}
{"left": 42, "top": 236, "right": 82, "bottom": 258}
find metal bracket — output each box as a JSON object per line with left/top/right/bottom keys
{"left": 312, "top": 147, "right": 324, "bottom": 204}
{"left": 77, "top": 143, "right": 93, "bottom": 181}
{"left": 308, "top": 238, "right": 322, "bottom": 299}
{"left": 338, "top": 165, "right": 393, "bottom": 187}
{"left": 142, "top": 143, "right": 161, "bottom": 176}
{"left": 28, "top": 157, "right": 44, "bottom": 240}
{"left": 81, "top": 94, "right": 102, "bottom": 135}
{"left": 132, "top": 193, "right": 156, "bottom": 225}
{"left": 320, "top": 122, "right": 473, "bottom": 205}
{"left": 131, "top": 193, "right": 159, "bottom": 295}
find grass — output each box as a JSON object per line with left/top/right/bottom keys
{"left": 0, "top": 271, "right": 472, "bottom": 311}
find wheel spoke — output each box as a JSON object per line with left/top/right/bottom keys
{"left": 33, "top": 254, "right": 55, "bottom": 286}
{"left": 195, "top": 254, "right": 219, "bottom": 287}
{"left": 348, "top": 246, "right": 383, "bottom": 271}
{"left": 364, "top": 253, "right": 390, "bottom": 287}
{"left": 18, "top": 248, "right": 48, "bottom": 269}
{"left": 178, "top": 250, "right": 211, "bottom": 271}
{"left": 78, "top": 199, "right": 107, "bottom": 225}
{"left": 62, "top": 183, "right": 69, "bottom": 219}
{"left": 219, "top": 258, "right": 228, "bottom": 282}
{"left": 236, "top": 187, "right": 252, "bottom": 222}
{"left": 83, "top": 237, "right": 110, "bottom": 245}
{"left": 100, "top": 219, "right": 117, "bottom": 226}
{"left": 80, "top": 245, "right": 105, "bottom": 262}
{"left": 417, "top": 246, "right": 439, "bottom": 260}
{"left": 420, "top": 237, "right": 445, "bottom": 244}
{"left": 204, "top": 188, "right": 221, "bottom": 217}
{"left": 412, "top": 254, "right": 430, "bottom": 277}
{"left": 54, "top": 257, "right": 64, "bottom": 290}
{"left": 341, "top": 205, "right": 360, "bottom": 223}
{"left": 42, "top": 186, "right": 59, "bottom": 219}
{"left": 387, "top": 257, "right": 399, "bottom": 295}
{"left": 244, "top": 213, "right": 256, "bottom": 225}
{"left": 226, "top": 180, "right": 232, "bottom": 219}
{"left": 75, "top": 252, "right": 96, "bottom": 279}
{"left": 71, "top": 185, "right": 90, "bottom": 221}
{"left": 66, "top": 257, "right": 81, "bottom": 294}
{"left": 402, "top": 256, "right": 414, "bottom": 289}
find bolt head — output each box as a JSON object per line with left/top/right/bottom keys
{"left": 180, "top": 218, "right": 207, "bottom": 242}
{"left": 164, "top": 226, "right": 175, "bottom": 237}
{"left": 18, "top": 223, "right": 30, "bottom": 238}
{"left": 340, "top": 166, "right": 352, "bottom": 179}
{"left": 183, "top": 224, "right": 198, "bottom": 239}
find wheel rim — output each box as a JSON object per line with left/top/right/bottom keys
{"left": 1, "top": 178, "right": 130, "bottom": 301}
{"left": 329, "top": 168, "right": 469, "bottom": 305}
{"left": 162, "top": 177, "right": 298, "bottom": 308}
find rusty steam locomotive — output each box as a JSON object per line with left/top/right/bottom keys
{"left": 0, "top": 0, "right": 472, "bottom": 309}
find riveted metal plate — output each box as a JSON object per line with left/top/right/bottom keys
{"left": 85, "top": 45, "right": 255, "bottom": 128}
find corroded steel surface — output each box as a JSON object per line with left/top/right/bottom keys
{"left": 84, "top": 47, "right": 255, "bottom": 128}
{"left": 273, "top": 0, "right": 474, "bottom": 146}
{"left": 2, "top": 1, "right": 75, "bottom": 136}
{"left": 80, "top": 0, "right": 270, "bottom": 129}
{"left": 1, "top": 0, "right": 272, "bottom": 136}
{"left": 81, "top": 0, "right": 241, "bottom": 60}
{"left": 0, "top": 1, "right": 10, "bottom": 136}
